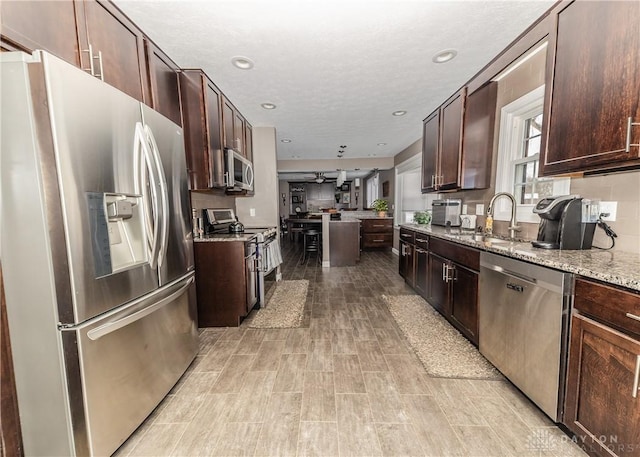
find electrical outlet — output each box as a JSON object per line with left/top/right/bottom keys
{"left": 250, "top": 208, "right": 256, "bottom": 217}
{"left": 476, "top": 204, "right": 485, "bottom": 215}
{"left": 462, "top": 204, "right": 468, "bottom": 215}
{"left": 599, "top": 201, "right": 617, "bottom": 221}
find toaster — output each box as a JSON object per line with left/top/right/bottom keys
{"left": 431, "top": 199, "right": 462, "bottom": 226}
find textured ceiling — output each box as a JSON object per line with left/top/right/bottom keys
{"left": 114, "top": 0, "right": 554, "bottom": 165}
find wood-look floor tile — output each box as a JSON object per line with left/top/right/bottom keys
{"left": 213, "top": 422, "right": 262, "bottom": 457}
{"left": 297, "top": 421, "right": 339, "bottom": 457}
{"left": 333, "top": 354, "right": 366, "bottom": 393}
{"left": 335, "top": 393, "right": 373, "bottom": 423}
{"left": 273, "top": 353, "right": 308, "bottom": 392}
{"left": 351, "top": 318, "right": 378, "bottom": 341}
{"left": 328, "top": 310, "right": 354, "bottom": 330}
{"left": 384, "top": 355, "right": 432, "bottom": 394}
{"left": 228, "top": 371, "right": 275, "bottom": 422}
{"left": 402, "top": 394, "right": 468, "bottom": 456}
{"left": 301, "top": 371, "right": 336, "bottom": 421}
{"left": 128, "top": 422, "right": 186, "bottom": 456}
{"left": 219, "top": 327, "right": 246, "bottom": 341}
{"left": 375, "top": 423, "right": 425, "bottom": 456}
{"left": 366, "top": 308, "right": 396, "bottom": 329}
{"left": 170, "top": 417, "right": 218, "bottom": 456}
{"left": 306, "top": 339, "right": 334, "bottom": 371}
{"left": 198, "top": 340, "right": 240, "bottom": 372}
{"left": 452, "top": 425, "right": 513, "bottom": 457}
{"left": 263, "top": 328, "right": 291, "bottom": 340}
{"left": 337, "top": 422, "right": 383, "bottom": 457}
{"left": 210, "top": 354, "right": 255, "bottom": 393}
{"left": 198, "top": 328, "right": 225, "bottom": 355}
{"left": 254, "top": 393, "right": 302, "bottom": 456}
{"left": 284, "top": 328, "right": 311, "bottom": 353}
{"left": 234, "top": 328, "right": 266, "bottom": 354}
{"left": 250, "top": 339, "right": 286, "bottom": 371}
{"left": 331, "top": 329, "right": 358, "bottom": 354}
{"left": 310, "top": 317, "right": 334, "bottom": 340}
{"left": 150, "top": 392, "right": 206, "bottom": 424}
{"left": 490, "top": 380, "right": 554, "bottom": 428}
{"left": 364, "top": 372, "right": 409, "bottom": 423}
{"left": 374, "top": 328, "right": 409, "bottom": 355}
{"left": 429, "top": 378, "right": 489, "bottom": 427}
{"left": 356, "top": 340, "right": 389, "bottom": 371}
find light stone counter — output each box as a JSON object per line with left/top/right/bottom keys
{"left": 401, "top": 223, "right": 640, "bottom": 292}
{"left": 193, "top": 233, "right": 257, "bottom": 243}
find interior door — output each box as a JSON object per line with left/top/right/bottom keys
{"left": 41, "top": 51, "right": 158, "bottom": 324}
{"left": 140, "top": 104, "right": 195, "bottom": 285}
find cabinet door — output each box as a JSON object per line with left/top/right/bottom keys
{"left": 78, "top": 0, "right": 148, "bottom": 102}
{"left": 234, "top": 111, "right": 245, "bottom": 156}
{"left": 205, "top": 79, "right": 225, "bottom": 189}
{"left": 0, "top": 0, "right": 81, "bottom": 66}
{"left": 144, "top": 40, "right": 182, "bottom": 126}
{"left": 222, "top": 97, "right": 235, "bottom": 150}
{"left": 461, "top": 82, "right": 497, "bottom": 190}
{"left": 245, "top": 122, "right": 253, "bottom": 164}
{"left": 179, "top": 71, "right": 209, "bottom": 190}
{"left": 439, "top": 88, "right": 466, "bottom": 191}
{"left": 414, "top": 246, "right": 429, "bottom": 299}
{"left": 449, "top": 263, "right": 479, "bottom": 345}
{"left": 399, "top": 241, "right": 415, "bottom": 287}
{"left": 541, "top": 1, "right": 640, "bottom": 175}
{"left": 421, "top": 110, "right": 439, "bottom": 193}
{"left": 564, "top": 314, "right": 640, "bottom": 456}
{"left": 427, "top": 253, "right": 449, "bottom": 316}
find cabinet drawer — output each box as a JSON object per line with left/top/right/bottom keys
{"left": 362, "top": 219, "right": 393, "bottom": 233}
{"left": 399, "top": 228, "right": 415, "bottom": 244}
{"left": 575, "top": 277, "right": 640, "bottom": 338}
{"left": 429, "top": 237, "right": 479, "bottom": 271}
{"left": 415, "top": 234, "right": 429, "bottom": 250}
{"left": 362, "top": 233, "right": 393, "bottom": 248}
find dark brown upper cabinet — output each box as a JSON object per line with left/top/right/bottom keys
{"left": 144, "top": 40, "right": 182, "bottom": 126}
{"left": 179, "top": 70, "right": 225, "bottom": 190}
{"left": 461, "top": 82, "right": 497, "bottom": 189}
{"left": 222, "top": 97, "right": 248, "bottom": 156}
{"left": 77, "top": 0, "right": 149, "bottom": 102}
{"left": 421, "top": 88, "right": 467, "bottom": 193}
{"left": 0, "top": 0, "right": 81, "bottom": 66}
{"left": 540, "top": 0, "right": 640, "bottom": 175}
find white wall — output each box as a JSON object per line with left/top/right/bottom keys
{"left": 235, "top": 127, "right": 279, "bottom": 228}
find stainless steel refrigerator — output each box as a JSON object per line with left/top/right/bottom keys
{"left": 1, "top": 50, "right": 198, "bottom": 456}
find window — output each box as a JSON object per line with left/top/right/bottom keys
{"left": 495, "top": 86, "right": 570, "bottom": 223}
{"left": 366, "top": 172, "right": 379, "bottom": 208}
{"left": 394, "top": 154, "right": 438, "bottom": 224}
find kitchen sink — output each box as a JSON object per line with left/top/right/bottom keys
{"left": 458, "top": 234, "right": 511, "bottom": 244}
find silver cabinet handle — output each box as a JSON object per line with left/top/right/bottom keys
{"left": 442, "top": 263, "right": 447, "bottom": 281}
{"left": 401, "top": 234, "right": 412, "bottom": 238}
{"left": 626, "top": 313, "right": 640, "bottom": 322}
{"left": 431, "top": 175, "right": 435, "bottom": 188}
{"left": 83, "top": 44, "right": 95, "bottom": 75}
{"left": 626, "top": 117, "right": 639, "bottom": 153}
{"left": 373, "top": 239, "right": 385, "bottom": 243}
{"left": 415, "top": 248, "right": 427, "bottom": 254}
{"left": 633, "top": 355, "right": 640, "bottom": 399}
{"left": 416, "top": 238, "right": 428, "bottom": 243}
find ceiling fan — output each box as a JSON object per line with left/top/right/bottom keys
{"left": 304, "top": 172, "right": 326, "bottom": 183}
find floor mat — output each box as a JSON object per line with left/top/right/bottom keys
{"left": 383, "top": 294, "right": 502, "bottom": 380}
{"left": 244, "top": 279, "right": 308, "bottom": 328}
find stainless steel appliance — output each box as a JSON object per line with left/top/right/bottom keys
{"left": 532, "top": 195, "right": 596, "bottom": 250}
{"left": 479, "top": 252, "right": 573, "bottom": 421}
{"left": 225, "top": 147, "right": 254, "bottom": 191}
{"left": 431, "top": 199, "right": 462, "bottom": 226}
{"left": 1, "top": 51, "right": 198, "bottom": 456}
{"left": 203, "top": 208, "right": 281, "bottom": 307}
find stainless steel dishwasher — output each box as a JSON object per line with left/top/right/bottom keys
{"left": 479, "top": 252, "right": 573, "bottom": 421}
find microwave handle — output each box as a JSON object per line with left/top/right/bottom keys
{"left": 245, "top": 162, "right": 254, "bottom": 188}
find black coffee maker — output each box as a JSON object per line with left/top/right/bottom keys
{"left": 532, "top": 195, "right": 596, "bottom": 250}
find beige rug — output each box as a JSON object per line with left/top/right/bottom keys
{"left": 244, "top": 280, "right": 308, "bottom": 328}
{"left": 382, "top": 294, "right": 501, "bottom": 380}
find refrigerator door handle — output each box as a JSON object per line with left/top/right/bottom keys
{"left": 86, "top": 276, "right": 194, "bottom": 341}
{"left": 133, "top": 122, "right": 161, "bottom": 268}
{"left": 144, "top": 124, "right": 169, "bottom": 269}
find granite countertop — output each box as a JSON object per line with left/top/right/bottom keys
{"left": 400, "top": 223, "right": 640, "bottom": 292}
{"left": 193, "top": 233, "right": 257, "bottom": 243}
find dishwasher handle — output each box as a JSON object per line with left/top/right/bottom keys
{"left": 485, "top": 263, "right": 538, "bottom": 286}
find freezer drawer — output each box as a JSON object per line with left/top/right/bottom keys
{"left": 71, "top": 274, "right": 198, "bottom": 456}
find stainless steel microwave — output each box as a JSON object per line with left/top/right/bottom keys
{"left": 225, "top": 148, "right": 254, "bottom": 191}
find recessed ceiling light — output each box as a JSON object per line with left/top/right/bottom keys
{"left": 281, "top": 139, "right": 292, "bottom": 143}
{"left": 261, "top": 103, "right": 276, "bottom": 110}
{"left": 377, "top": 142, "right": 387, "bottom": 146}
{"left": 392, "top": 110, "right": 407, "bottom": 117}
{"left": 231, "top": 56, "right": 254, "bottom": 70}
{"left": 432, "top": 49, "right": 457, "bottom": 64}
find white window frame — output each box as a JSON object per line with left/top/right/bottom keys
{"left": 366, "top": 172, "right": 379, "bottom": 208}
{"left": 394, "top": 154, "right": 439, "bottom": 225}
{"left": 494, "top": 85, "right": 570, "bottom": 223}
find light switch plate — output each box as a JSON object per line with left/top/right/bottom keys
{"left": 599, "top": 201, "right": 617, "bottom": 221}
{"left": 250, "top": 208, "right": 256, "bottom": 217}
{"left": 476, "top": 204, "right": 485, "bottom": 215}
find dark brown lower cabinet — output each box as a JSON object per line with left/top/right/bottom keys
{"left": 427, "top": 253, "right": 450, "bottom": 316}
{"left": 564, "top": 314, "right": 640, "bottom": 457}
{"left": 414, "top": 244, "right": 428, "bottom": 298}
{"left": 399, "top": 240, "right": 415, "bottom": 288}
{"left": 449, "top": 263, "right": 478, "bottom": 345}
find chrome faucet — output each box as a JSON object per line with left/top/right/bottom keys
{"left": 487, "top": 192, "right": 521, "bottom": 239}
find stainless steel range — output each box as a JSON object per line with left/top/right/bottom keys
{"left": 202, "top": 208, "right": 282, "bottom": 307}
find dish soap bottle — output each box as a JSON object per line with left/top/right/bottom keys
{"left": 485, "top": 213, "right": 493, "bottom": 235}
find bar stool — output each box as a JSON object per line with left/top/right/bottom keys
{"left": 300, "top": 229, "right": 321, "bottom": 264}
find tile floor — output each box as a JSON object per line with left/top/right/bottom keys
{"left": 115, "top": 239, "right": 586, "bottom": 457}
